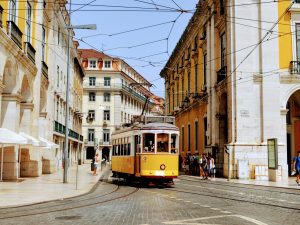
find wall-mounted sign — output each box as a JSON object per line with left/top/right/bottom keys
{"left": 267, "top": 138, "right": 278, "bottom": 170}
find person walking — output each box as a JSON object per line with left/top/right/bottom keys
{"left": 208, "top": 154, "right": 215, "bottom": 178}
{"left": 93, "top": 153, "right": 99, "bottom": 176}
{"left": 293, "top": 151, "right": 300, "bottom": 185}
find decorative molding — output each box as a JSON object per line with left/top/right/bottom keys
{"left": 20, "top": 102, "right": 34, "bottom": 111}
{"left": 253, "top": 74, "right": 263, "bottom": 83}
{"left": 1, "top": 93, "right": 22, "bottom": 102}
{"left": 280, "top": 109, "right": 289, "bottom": 116}
{"left": 280, "top": 74, "right": 300, "bottom": 84}
{"left": 0, "top": 29, "right": 37, "bottom": 76}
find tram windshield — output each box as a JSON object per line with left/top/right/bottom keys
{"left": 143, "top": 133, "right": 155, "bottom": 152}
{"left": 157, "top": 133, "right": 169, "bottom": 153}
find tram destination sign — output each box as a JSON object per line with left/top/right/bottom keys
{"left": 145, "top": 116, "right": 175, "bottom": 125}
{"left": 267, "top": 138, "right": 278, "bottom": 170}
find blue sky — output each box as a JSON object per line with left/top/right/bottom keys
{"left": 71, "top": 0, "right": 198, "bottom": 97}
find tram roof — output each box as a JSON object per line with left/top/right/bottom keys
{"left": 112, "top": 122, "right": 179, "bottom": 135}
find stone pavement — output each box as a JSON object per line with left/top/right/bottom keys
{"left": 0, "top": 161, "right": 108, "bottom": 208}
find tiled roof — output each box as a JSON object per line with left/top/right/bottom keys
{"left": 78, "top": 49, "right": 113, "bottom": 60}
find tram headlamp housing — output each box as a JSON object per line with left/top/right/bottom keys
{"left": 160, "top": 164, "right": 166, "bottom": 170}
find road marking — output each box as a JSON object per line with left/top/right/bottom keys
{"left": 202, "top": 205, "right": 210, "bottom": 207}
{"left": 221, "top": 211, "right": 231, "bottom": 214}
{"left": 162, "top": 215, "right": 268, "bottom": 225}
{"left": 170, "top": 197, "right": 176, "bottom": 198}
{"left": 177, "top": 198, "right": 183, "bottom": 200}
{"left": 184, "top": 201, "right": 191, "bottom": 203}
{"left": 210, "top": 208, "right": 221, "bottom": 211}
{"left": 193, "top": 202, "right": 201, "bottom": 205}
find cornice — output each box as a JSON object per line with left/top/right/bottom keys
{"left": 1, "top": 93, "right": 22, "bottom": 102}
{"left": 0, "top": 30, "right": 37, "bottom": 76}
{"left": 20, "top": 102, "right": 34, "bottom": 110}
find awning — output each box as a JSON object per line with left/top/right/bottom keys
{"left": 0, "top": 128, "right": 28, "bottom": 145}
{"left": 39, "top": 137, "right": 59, "bottom": 149}
{"left": 0, "top": 128, "right": 28, "bottom": 181}
{"left": 19, "top": 132, "right": 41, "bottom": 146}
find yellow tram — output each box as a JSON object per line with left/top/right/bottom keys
{"left": 111, "top": 116, "right": 179, "bottom": 184}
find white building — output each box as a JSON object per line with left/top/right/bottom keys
{"left": 79, "top": 49, "right": 155, "bottom": 161}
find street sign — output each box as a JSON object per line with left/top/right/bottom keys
{"left": 267, "top": 138, "right": 278, "bottom": 170}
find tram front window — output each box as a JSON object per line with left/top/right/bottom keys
{"left": 157, "top": 133, "right": 169, "bottom": 153}
{"left": 143, "top": 133, "right": 154, "bottom": 152}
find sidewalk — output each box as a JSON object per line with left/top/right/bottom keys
{"left": 0, "top": 162, "right": 108, "bottom": 208}
{"left": 182, "top": 174, "right": 300, "bottom": 190}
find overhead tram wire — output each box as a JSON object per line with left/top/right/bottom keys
{"left": 4, "top": 2, "right": 296, "bottom": 86}
{"left": 80, "top": 20, "right": 176, "bottom": 39}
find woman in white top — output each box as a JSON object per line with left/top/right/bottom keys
{"left": 93, "top": 153, "right": 99, "bottom": 175}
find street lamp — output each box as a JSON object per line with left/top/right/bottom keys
{"left": 63, "top": 0, "right": 97, "bottom": 183}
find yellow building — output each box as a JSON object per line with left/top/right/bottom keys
{"left": 161, "top": 0, "right": 300, "bottom": 180}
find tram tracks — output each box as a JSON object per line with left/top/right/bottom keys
{"left": 161, "top": 184, "right": 300, "bottom": 211}
{"left": 0, "top": 179, "right": 139, "bottom": 220}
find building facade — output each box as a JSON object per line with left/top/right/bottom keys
{"left": 161, "top": 0, "right": 300, "bottom": 180}
{"left": 0, "top": 0, "right": 83, "bottom": 180}
{"left": 79, "top": 49, "right": 155, "bottom": 161}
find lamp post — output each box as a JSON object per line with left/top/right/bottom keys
{"left": 63, "top": 0, "right": 96, "bottom": 183}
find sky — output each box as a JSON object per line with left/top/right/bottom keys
{"left": 71, "top": 0, "right": 199, "bottom": 98}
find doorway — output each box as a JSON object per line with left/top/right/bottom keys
{"left": 86, "top": 147, "right": 95, "bottom": 160}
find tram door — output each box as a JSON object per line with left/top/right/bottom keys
{"left": 134, "top": 135, "right": 141, "bottom": 176}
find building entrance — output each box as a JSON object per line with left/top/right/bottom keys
{"left": 86, "top": 147, "right": 95, "bottom": 160}
{"left": 286, "top": 89, "right": 300, "bottom": 176}
{"left": 102, "top": 147, "right": 110, "bottom": 161}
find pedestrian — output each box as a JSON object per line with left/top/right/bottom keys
{"left": 93, "top": 153, "right": 99, "bottom": 176}
{"left": 293, "top": 151, "right": 300, "bottom": 186}
{"left": 201, "top": 154, "right": 208, "bottom": 179}
{"left": 185, "top": 154, "right": 191, "bottom": 175}
{"left": 209, "top": 154, "right": 215, "bottom": 178}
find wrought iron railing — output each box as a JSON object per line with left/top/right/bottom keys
{"left": 6, "top": 20, "right": 23, "bottom": 49}
{"left": 289, "top": 61, "right": 300, "bottom": 74}
{"left": 24, "top": 42, "right": 36, "bottom": 63}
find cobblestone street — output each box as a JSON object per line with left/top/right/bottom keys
{"left": 0, "top": 172, "right": 299, "bottom": 225}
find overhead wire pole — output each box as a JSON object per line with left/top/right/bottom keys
{"left": 63, "top": 0, "right": 72, "bottom": 184}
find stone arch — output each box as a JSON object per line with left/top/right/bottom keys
{"left": 2, "top": 59, "right": 18, "bottom": 94}
{"left": 282, "top": 85, "right": 300, "bottom": 109}
{"left": 285, "top": 89, "right": 300, "bottom": 175}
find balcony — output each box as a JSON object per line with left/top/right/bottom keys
{"left": 122, "top": 84, "right": 147, "bottom": 103}
{"left": 6, "top": 21, "right": 23, "bottom": 49}
{"left": 54, "top": 121, "right": 66, "bottom": 134}
{"left": 289, "top": 61, "right": 300, "bottom": 74}
{"left": 0, "top": 5, "right": 3, "bottom": 28}
{"left": 54, "top": 121, "right": 82, "bottom": 141}
{"left": 24, "top": 42, "right": 36, "bottom": 64}
{"left": 217, "top": 66, "right": 227, "bottom": 83}
{"left": 99, "top": 140, "right": 111, "bottom": 146}
{"left": 84, "top": 139, "right": 96, "bottom": 146}
{"left": 42, "top": 61, "right": 48, "bottom": 79}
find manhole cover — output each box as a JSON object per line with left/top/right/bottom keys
{"left": 55, "top": 215, "right": 82, "bottom": 220}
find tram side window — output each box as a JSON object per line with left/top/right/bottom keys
{"left": 118, "top": 145, "right": 121, "bottom": 156}
{"left": 112, "top": 146, "right": 115, "bottom": 156}
{"left": 171, "top": 134, "right": 178, "bottom": 154}
{"left": 123, "top": 144, "right": 127, "bottom": 155}
{"left": 143, "top": 133, "right": 155, "bottom": 152}
{"left": 128, "top": 143, "right": 131, "bottom": 155}
{"left": 157, "top": 133, "right": 169, "bottom": 153}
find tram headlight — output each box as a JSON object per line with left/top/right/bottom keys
{"left": 160, "top": 164, "right": 166, "bottom": 170}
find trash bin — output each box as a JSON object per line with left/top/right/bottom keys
{"left": 91, "top": 162, "right": 94, "bottom": 171}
